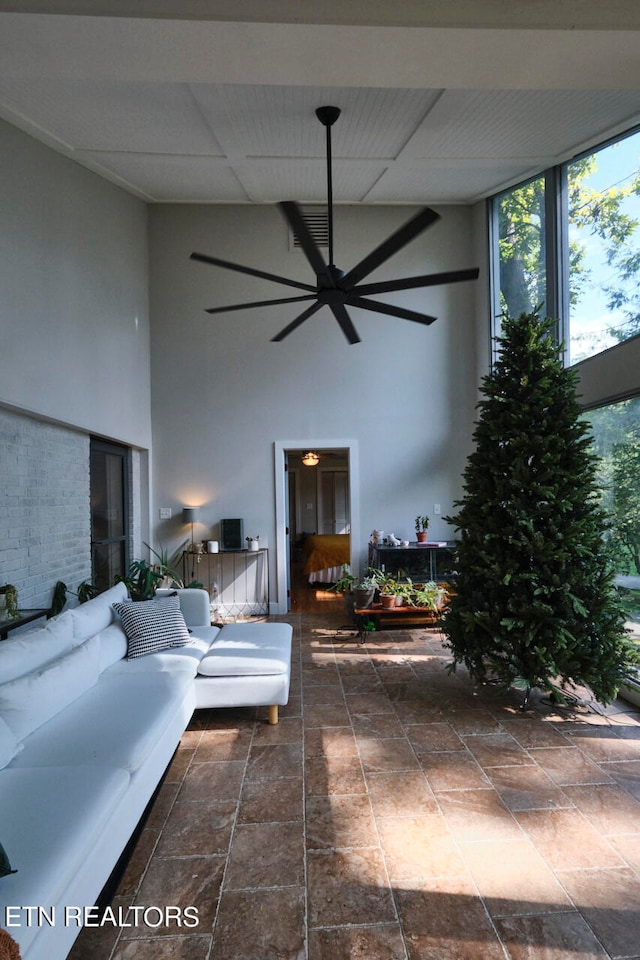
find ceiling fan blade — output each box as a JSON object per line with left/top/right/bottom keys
{"left": 341, "top": 207, "right": 441, "bottom": 289}
{"left": 190, "top": 251, "right": 316, "bottom": 293}
{"left": 278, "top": 201, "right": 330, "bottom": 281}
{"left": 355, "top": 267, "right": 480, "bottom": 296}
{"left": 271, "top": 301, "right": 324, "bottom": 342}
{"left": 349, "top": 296, "right": 437, "bottom": 326}
{"left": 330, "top": 303, "right": 361, "bottom": 344}
{"left": 205, "top": 295, "right": 316, "bottom": 315}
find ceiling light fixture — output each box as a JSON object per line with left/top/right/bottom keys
{"left": 302, "top": 452, "right": 320, "bottom": 467}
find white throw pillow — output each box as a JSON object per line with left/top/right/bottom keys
{"left": 0, "top": 716, "right": 22, "bottom": 769}
{"left": 0, "top": 610, "right": 75, "bottom": 684}
{"left": 113, "top": 594, "right": 190, "bottom": 660}
{"left": 70, "top": 581, "right": 128, "bottom": 642}
{"left": 0, "top": 634, "right": 101, "bottom": 741}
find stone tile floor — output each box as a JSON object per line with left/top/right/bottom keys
{"left": 69, "top": 611, "right": 640, "bottom": 960}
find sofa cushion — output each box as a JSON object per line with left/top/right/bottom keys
{"left": 70, "top": 582, "right": 127, "bottom": 642}
{"left": 0, "top": 611, "right": 76, "bottom": 684}
{"left": 96, "top": 622, "right": 129, "bottom": 672}
{"left": 113, "top": 594, "right": 191, "bottom": 659}
{"left": 105, "top": 626, "right": 218, "bottom": 678}
{"left": 198, "top": 622, "right": 291, "bottom": 677}
{"left": 11, "top": 671, "right": 194, "bottom": 772}
{"left": 0, "top": 634, "right": 101, "bottom": 741}
{"left": 0, "top": 717, "right": 22, "bottom": 770}
{"left": 0, "top": 765, "right": 130, "bottom": 955}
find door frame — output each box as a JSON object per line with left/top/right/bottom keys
{"left": 273, "top": 439, "right": 360, "bottom": 614}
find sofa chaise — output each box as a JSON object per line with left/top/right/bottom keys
{"left": 0, "top": 583, "right": 292, "bottom": 960}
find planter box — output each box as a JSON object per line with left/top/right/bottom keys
{"left": 619, "top": 674, "right": 640, "bottom": 708}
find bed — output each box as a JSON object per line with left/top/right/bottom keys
{"left": 302, "top": 533, "right": 351, "bottom": 584}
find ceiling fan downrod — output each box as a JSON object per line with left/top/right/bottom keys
{"left": 315, "top": 106, "right": 341, "bottom": 269}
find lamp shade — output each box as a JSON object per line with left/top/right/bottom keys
{"left": 182, "top": 507, "right": 198, "bottom": 523}
{"left": 302, "top": 451, "right": 319, "bottom": 466}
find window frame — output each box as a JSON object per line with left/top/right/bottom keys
{"left": 89, "top": 437, "right": 131, "bottom": 592}
{"left": 489, "top": 125, "right": 640, "bottom": 367}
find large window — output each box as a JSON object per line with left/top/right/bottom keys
{"left": 568, "top": 136, "right": 640, "bottom": 364}
{"left": 491, "top": 127, "right": 640, "bottom": 365}
{"left": 490, "top": 131, "right": 640, "bottom": 635}
{"left": 586, "top": 397, "right": 640, "bottom": 627}
{"left": 495, "top": 175, "right": 547, "bottom": 320}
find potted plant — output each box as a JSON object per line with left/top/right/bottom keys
{"left": 415, "top": 515, "right": 430, "bottom": 543}
{"left": 0, "top": 584, "right": 18, "bottom": 619}
{"left": 51, "top": 579, "right": 99, "bottom": 616}
{"left": 116, "top": 559, "right": 164, "bottom": 601}
{"left": 146, "top": 540, "right": 187, "bottom": 588}
{"left": 410, "top": 581, "right": 444, "bottom": 612}
{"left": 328, "top": 565, "right": 356, "bottom": 616}
{"left": 352, "top": 572, "right": 378, "bottom": 609}
{"left": 392, "top": 578, "right": 415, "bottom": 607}
{"left": 377, "top": 573, "right": 400, "bottom": 608}
{"left": 329, "top": 565, "right": 355, "bottom": 594}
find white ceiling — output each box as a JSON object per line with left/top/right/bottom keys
{"left": 1, "top": 7, "right": 640, "bottom": 205}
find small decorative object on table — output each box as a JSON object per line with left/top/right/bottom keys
{"left": 246, "top": 536, "right": 260, "bottom": 552}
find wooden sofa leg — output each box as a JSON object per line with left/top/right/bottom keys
{"left": 268, "top": 704, "right": 279, "bottom": 725}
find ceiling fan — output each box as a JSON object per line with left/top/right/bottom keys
{"left": 191, "top": 106, "right": 479, "bottom": 344}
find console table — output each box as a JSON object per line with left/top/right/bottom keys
{"left": 183, "top": 548, "right": 269, "bottom": 620}
{"left": 0, "top": 608, "right": 50, "bottom": 641}
{"left": 368, "top": 540, "right": 458, "bottom": 582}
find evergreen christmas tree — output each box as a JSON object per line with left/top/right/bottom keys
{"left": 441, "top": 311, "right": 637, "bottom": 706}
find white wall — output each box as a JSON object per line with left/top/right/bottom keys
{"left": 148, "top": 202, "right": 480, "bottom": 606}
{"left": 0, "top": 119, "right": 151, "bottom": 449}
{"left": 0, "top": 120, "right": 152, "bottom": 606}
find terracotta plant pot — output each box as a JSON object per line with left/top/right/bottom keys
{"left": 379, "top": 593, "right": 397, "bottom": 609}
{"left": 416, "top": 531, "right": 428, "bottom": 543}
{"left": 353, "top": 587, "right": 375, "bottom": 608}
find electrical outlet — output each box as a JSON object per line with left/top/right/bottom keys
{"left": 433, "top": 503, "right": 441, "bottom": 515}
{"left": 159, "top": 507, "right": 172, "bottom": 520}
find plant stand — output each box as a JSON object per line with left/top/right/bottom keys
{"left": 352, "top": 603, "right": 439, "bottom": 643}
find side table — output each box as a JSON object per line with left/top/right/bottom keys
{"left": 0, "top": 609, "right": 50, "bottom": 641}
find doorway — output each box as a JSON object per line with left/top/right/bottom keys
{"left": 273, "top": 440, "right": 360, "bottom": 614}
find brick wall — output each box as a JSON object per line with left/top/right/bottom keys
{"left": 0, "top": 408, "right": 91, "bottom": 610}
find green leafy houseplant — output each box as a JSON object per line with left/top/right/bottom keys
{"left": 0, "top": 584, "right": 18, "bottom": 618}
{"left": 441, "top": 310, "right": 638, "bottom": 706}
{"left": 415, "top": 515, "right": 430, "bottom": 533}
{"left": 51, "top": 580, "right": 99, "bottom": 617}
{"left": 116, "top": 559, "right": 164, "bottom": 602}
{"left": 145, "top": 540, "right": 186, "bottom": 588}
{"left": 329, "top": 565, "right": 356, "bottom": 595}
{"left": 352, "top": 572, "right": 378, "bottom": 608}
{"left": 410, "top": 581, "right": 444, "bottom": 611}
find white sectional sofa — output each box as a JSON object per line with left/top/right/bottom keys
{"left": 0, "top": 583, "right": 292, "bottom": 960}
